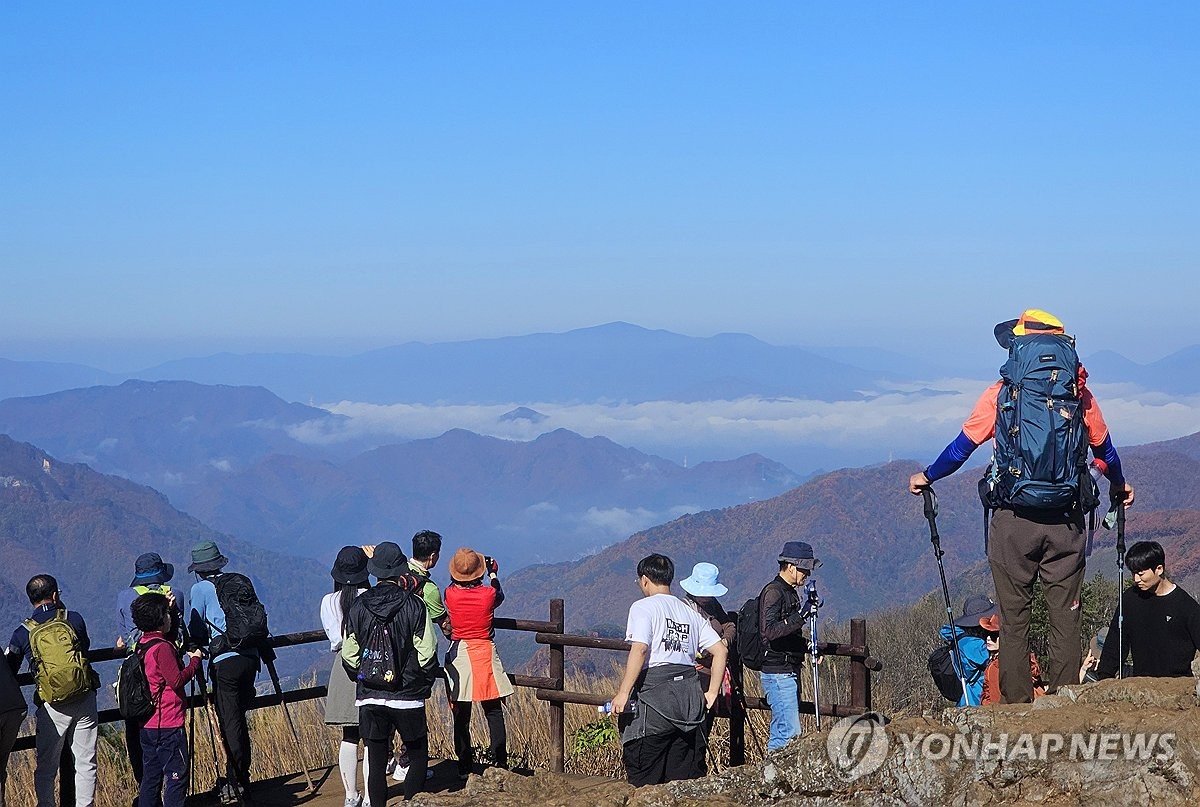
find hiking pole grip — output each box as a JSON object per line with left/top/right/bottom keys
{"left": 1115, "top": 500, "right": 1127, "bottom": 557}
{"left": 921, "top": 487, "right": 941, "bottom": 549}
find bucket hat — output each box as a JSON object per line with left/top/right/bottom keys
{"left": 994, "top": 309, "right": 1065, "bottom": 349}
{"left": 131, "top": 552, "right": 174, "bottom": 587}
{"left": 953, "top": 594, "right": 999, "bottom": 628}
{"left": 449, "top": 548, "right": 485, "bottom": 582}
{"left": 679, "top": 562, "right": 728, "bottom": 598}
{"left": 367, "top": 541, "right": 408, "bottom": 579}
{"left": 331, "top": 545, "right": 369, "bottom": 586}
{"left": 778, "top": 541, "right": 821, "bottom": 571}
{"left": 187, "top": 540, "right": 229, "bottom": 573}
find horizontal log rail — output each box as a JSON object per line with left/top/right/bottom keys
{"left": 9, "top": 598, "right": 881, "bottom": 775}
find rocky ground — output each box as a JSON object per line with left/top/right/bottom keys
{"left": 411, "top": 677, "right": 1200, "bottom": 807}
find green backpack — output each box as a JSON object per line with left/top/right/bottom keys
{"left": 25, "top": 610, "right": 97, "bottom": 705}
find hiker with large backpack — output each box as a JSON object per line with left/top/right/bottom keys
{"left": 341, "top": 541, "right": 439, "bottom": 803}
{"left": 739, "top": 541, "right": 820, "bottom": 752}
{"left": 115, "top": 551, "right": 186, "bottom": 798}
{"left": 5, "top": 574, "right": 101, "bottom": 806}
{"left": 909, "top": 309, "right": 1135, "bottom": 703}
{"left": 128, "top": 592, "right": 203, "bottom": 807}
{"left": 186, "top": 540, "right": 269, "bottom": 802}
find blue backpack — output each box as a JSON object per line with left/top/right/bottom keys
{"left": 980, "top": 333, "right": 1099, "bottom": 514}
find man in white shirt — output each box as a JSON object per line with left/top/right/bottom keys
{"left": 610, "top": 554, "right": 728, "bottom": 786}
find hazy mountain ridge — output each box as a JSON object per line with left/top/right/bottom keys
{"left": 0, "top": 435, "right": 330, "bottom": 647}
{"left": 501, "top": 431, "right": 1200, "bottom": 635}
{"left": 5, "top": 324, "right": 1198, "bottom": 409}
{"left": 178, "top": 427, "right": 801, "bottom": 568}
{"left": 0, "top": 379, "right": 350, "bottom": 490}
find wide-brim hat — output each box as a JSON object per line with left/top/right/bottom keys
{"left": 954, "top": 594, "right": 999, "bottom": 628}
{"left": 449, "top": 547, "right": 485, "bottom": 582}
{"left": 367, "top": 541, "right": 408, "bottom": 579}
{"left": 679, "top": 562, "right": 728, "bottom": 598}
{"left": 131, "top": 552, "right": 174, "bottom": 586}
{"left": 331, "top": 545, "right": 369, "bottom": 586}
{"left": 994, "top": 309, "right": 1065, "bottom": 349}
{"left": 187, "top": 540, "right": 229, "bottom": 573}
{"left": 978, "top": 614, "right": 1001, "bottom": 633}
{"left": 779, "top": 541, "right": 821, "bottom": 571}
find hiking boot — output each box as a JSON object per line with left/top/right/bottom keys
{"left": 215, "top": 778, "right": 239, "bottom": 806}
{"left": 343, "top": 796, "right": 363, "bottom": 807}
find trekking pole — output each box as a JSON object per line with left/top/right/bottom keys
{"left": 188, "top": 678, "right": 196, "bottom": 798}
{"left": 1116, "top": 499, "right": 1127, "bottom": 680}
{"left": 806, "top": 581, "right": 822, "bottom": 731}
{"left": 263, "top": 654, "right": 317, "bottom": 793}
{"left": 922, "top": 488, "right": 972, "bottom": 705}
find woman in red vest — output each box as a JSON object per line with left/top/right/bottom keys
{"left": 443, "top": 548, "right": 513, "bottom": 779}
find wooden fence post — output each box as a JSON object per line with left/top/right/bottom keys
{"left": 850, "top": 618, "right": 869, "bottom": 711}
{"left": 549, "top": 598, "right": 565, "bottom": 773}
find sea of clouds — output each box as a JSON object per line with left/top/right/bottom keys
{"left": 282, "top": 378, "right": 1200, "bottom": 473}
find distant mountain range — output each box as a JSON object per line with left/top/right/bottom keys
{"left": 0, "top": 380, "right": 801, "bottom": 568}
{"left": 499, "top": 430, "right": 1200, "bottom": 638}
{"left": 4, "top": 323, "right": 1198, "bottom": 406}
{"left": 0, "top": 380, "right": 354, "bottom": 492}
{"left": 0, "top": 435, "right": 330, "bottom": 647}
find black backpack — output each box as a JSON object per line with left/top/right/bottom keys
{"left": 928, "top": 644, "right": 963, "bottom": 703}
{"left": 736, "top": 596, "right": 766, "bottom": 672}
{"left": 210, "top": 573, "right": 269, "bottom": 653}
{"left": 117, "top": 638, "right": 166, "bottom": 722}
{"left": 357, "top": 617, "right": 405, "bottom": 691}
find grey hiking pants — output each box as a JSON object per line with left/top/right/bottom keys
{"left": 987, "top": 507, "right": 1086, "bottom": 703}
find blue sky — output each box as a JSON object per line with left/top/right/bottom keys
{"left": 2, "top": 3, "right": 1196, "bottom": 371}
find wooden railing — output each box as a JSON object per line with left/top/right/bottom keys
{"left": 12, "top": 598, "right": 882, "bottom": 773}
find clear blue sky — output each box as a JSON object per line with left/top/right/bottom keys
{"left": 2, "top": 3, "right": 1196, "bottom": 370}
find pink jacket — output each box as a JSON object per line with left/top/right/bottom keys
{"left": 137, "top": 632, "right": 201, "bottom": 729}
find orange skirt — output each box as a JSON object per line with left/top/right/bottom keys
{"left": 445, "top": 639, "right": 514, "bottom": 702}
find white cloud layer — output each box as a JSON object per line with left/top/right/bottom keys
{"left": 282, "top": 379, "right": 1200, "bottom": 471}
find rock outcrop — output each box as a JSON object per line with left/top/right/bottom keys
{"left": 427, "top": 677, "right": 1200, "bottom": 806}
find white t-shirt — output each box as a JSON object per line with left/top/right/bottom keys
{"left": 625, "top": 593, "right": 722, "bottom": 668}
{"left": 319, "top": 588, "right": 366, "bottom": 651}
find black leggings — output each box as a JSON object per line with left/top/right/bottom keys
{"left": 453, "top": 699, "right": 507, "bottom": 772}
{"left": 360, "top": 705, "right": 427, "bottom": 802}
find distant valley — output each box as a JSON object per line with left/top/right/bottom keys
{"left": 0, "top": 381, "right": 800, "bottom": 569}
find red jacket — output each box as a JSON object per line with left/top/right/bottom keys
{"left": 444, "top": 580, "right": 503, "bottom": 641}
{"left": 137, "top": 632, "right": 201, "bottom": 729}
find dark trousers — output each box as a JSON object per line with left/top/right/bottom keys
{"left": 360, "top": 704, "right": 427, "bottom": 802}
{"left": 126, "top": 718, "right": 145, "bottom": 781}
{"left": 622, "top": 727, "right": 706, "bottom": 787}
{"left": 988, "top": 507, "right": 1086, "bottom": 702}
{"left": 138, "top": 728, "right": 188, "bottom": 807}
{"left": 211, "top": 655, "right": 258, "bottom": 789}
{"left": 452, "top": 699, "right": 506, "bottom": 773}
{"left": 1, "top": 707, "right": 23, "bottom": 807}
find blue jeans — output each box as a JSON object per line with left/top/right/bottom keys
{"left": 760, "top": 671, "right": 802, "bottom": 752}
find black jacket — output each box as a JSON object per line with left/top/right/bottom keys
{"left": 758, "top": 576, "right": 809, "bottom": 674}
{"left": 341, "top": 581, "right": 438, "bottom": 703}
